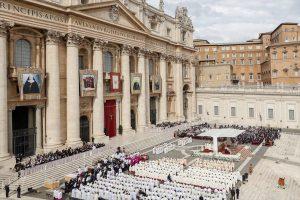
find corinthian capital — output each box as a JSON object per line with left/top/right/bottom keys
{"left": 121, "top": 44, "right": 133, "bottom": 56}
{"left": 160, "top": 53, "right": 168, "bottom": 61}
{"left": 66, "top": 33, "right": 84, "bottom": 47}
{"left": 93, "top": 39, "right": 108, "bottom": 51}
{"left": 0, "top": 20, "right": 14, "bottom": 37}
{"left": 137, "top": 48, "right": 147, "bottom": 58}
{"left": 46, "top": 30, "right": 64, "bottom": 44}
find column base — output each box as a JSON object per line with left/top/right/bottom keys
{"left": 93, "top": 135, "right": 109, "bottom": 144}
{"left": 0, "top": 153, "right": 11, "bottom": 162}
{"left": 122, "top": 128, "right": 135, "bottom": 135}
{"left": 35, "top": 147, "right": 44, "bottom": 154}
{"left": 177, "top": 116, "right": 186, "bottom": 121}
{"left": 43, "top": 143, "right": 64, "bottom": 153}
{"left": 66, "top": 139, "right": 83, "bottom": 148}
{"left": 137, "top": 126, "right": 146, "bottom": 134}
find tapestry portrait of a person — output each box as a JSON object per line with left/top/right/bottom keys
{"left": 22, "top": 74, "right": 40, "bottom": 94}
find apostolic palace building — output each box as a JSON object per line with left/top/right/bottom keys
{"left": 0, "top": 0, "right": 197, "bottom": 160}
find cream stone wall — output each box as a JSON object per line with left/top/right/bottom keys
{"left": 198, "top": 64, "right": 233, "bottom": 87}
{"left": 196, "top": 86, "right": 300, "bottom": 129}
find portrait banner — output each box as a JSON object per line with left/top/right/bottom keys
{"left": 131, "top": 73, "right": 142, "bottom": 94}
{"left": 80, "top": 70, "right": 98, "bottom": 97}
{"left": 110, "top": 72, "right": 121, "bottom": 93}
{"left": 17, "top": 68, "right": 44, "bottom": 100}
{"left": 152, "top": 75, "right": 162, "bottom": 94}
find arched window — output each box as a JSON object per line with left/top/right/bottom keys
{"left": 104, "top": 51, "right": 113, "bottom": 73}
{"left": 15, "top": 39, "right": 31, "bottom": 67}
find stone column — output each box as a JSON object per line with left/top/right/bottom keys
{"left": 35, "top": 106, "right": 43, "bottom": 153}
{"left": 92, "top": 39, "right": 109, "bottom": 143}
{"left": 159, "top": 54, "right": 168, "bottom": 122}
{"left": 145, "top": 57, "right": 151, "bottom": 125}
{"left": 175, "top": 57, "right": 184, "bottom": 120}
{"left": 137, "top": 49, "right": 147, "bottom": 132}
{"left": 66, "top": 33, "right": 82, "bottom": 146}
{"left": 121, "top": 45, "right": 133, "bottom": 134}
{"left": 190, "top": 61, "right": 197, "bottom": 120}
{"left": 7, "top": 108, "right": 13, "bottom": 155}
{"left": 45, "top": 31, "right": 63, "bottom": 149}
{"left": 0, "top": 20, "right": 13, "bottom": 161}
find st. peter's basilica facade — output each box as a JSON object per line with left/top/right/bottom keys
{"left": 0, "top": 0, "right": 197, "bottom": 160}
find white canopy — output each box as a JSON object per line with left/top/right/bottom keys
{"left": 200, "top": 128, "right": 245, "bottom": 138}
{"left": 200, "top": 129, "right": 245, "bottom": 154}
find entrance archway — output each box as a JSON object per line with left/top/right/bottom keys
{"left": 104, "top": 100, "right": 117, "bottom": 137}
{"left": 131, "top": 109, "right": 136, "bottom": 130}
{"left": 150, "top": 97, "right": 157, "bottom": 125}
{"left": 80, "top": 116, "right": 90, "bottom": 143}
{"left": 12, "top": 106, "right": 36, "bottom": 157}
{"left": 183, "top": 84, "right": 190, "bottom": 120}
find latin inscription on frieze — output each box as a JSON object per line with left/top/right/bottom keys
{"left": 0, "top": 1, "right": 67, "bottom": 24}
{"left": 72, "top": 18, "right": 145, "bottom": 43}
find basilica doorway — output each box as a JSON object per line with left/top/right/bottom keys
{"left": 150, "top": 97, "right": 157, "bottom": 125}
{"left": 131, "top": 109, "right": 136, "bottom": 130}
{"left": 80, "top": 116, "right": 90, "bottom": 143}
{"left": 104, "top": 100, "right": 117, "bottom": 138}
{"left": 12, "top": 106, "right": 36, "bottom": 157}
{"left": 183, "top": 84, "right": 190, "bottom": 120}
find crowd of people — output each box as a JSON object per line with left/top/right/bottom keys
{"left": 231, "top": 125, "right": 281, "bottom": 145}
{"left": 156, "top": 121, "right": 187, "bottom": 129}
{"left": 175, "top": 123, "right": 211, "bottom": 138}
{"left": 65, "top": 147, "right": 142, "bottom": 195}
{"left": 14, "top": 143, "right": 105, "bottom": 172}
{"left": 175, "top": 123, "right": 281, "bottom": 146}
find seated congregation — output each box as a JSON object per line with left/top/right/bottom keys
{"left": 14, "top": 143, "right": 105, "bottom": 172}
{"left": 67, "top": 149, "right": 241, "bottom": 200}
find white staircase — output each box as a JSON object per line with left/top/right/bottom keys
{"left": 1, "top": 131, "right": 174, "bottom": 194}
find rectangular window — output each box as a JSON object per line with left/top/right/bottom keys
{"left": 198, "top": 105, "right": 203, "bottom": 114}
{"left": 214, "top": 106, "right": 219, "bottom": 116}
{"left": 240, "top": 46, "right": 244, "bottom": 50}
{"left": 232, "top": 46, "right": 236, "bottom": 50}
{"left": 249, "top": 108, "right": 254, "bottom": 118}
{"left": 231, "top": 107, "right": 236, "bottom": 117}
{"left": 289, "top": 110, "right": 295, "bottom": 120}
{"left": 167, "top": 28, "right": 171, "bottom": 36}
{"left": 257, "top": 59, "right": 260, "bottom": 64}
{"left": 221, "top": 46, "right": 226, "bottom": 51}
{"left": 249, "top": 73, "right": 254, "bottom": 80}
{"left": 241, "top": 59, "right": 244, "bottom": 65}
{"left": 212, "top": 47, "right": 217, "bottom": 52}
{"left": 283, "top": 52, "right": 287, "bottom": 59}
{"left": 268, "top": 108, "right": 274, "bottom": 119}
{"left": 248, "top": 46, "right": 253, "bottom": 50}
{"left": 205, "top": 48, "right": 209, "bottom": 52}
{"left": 226, "top": 46, "right": 230, "bottom": 51}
